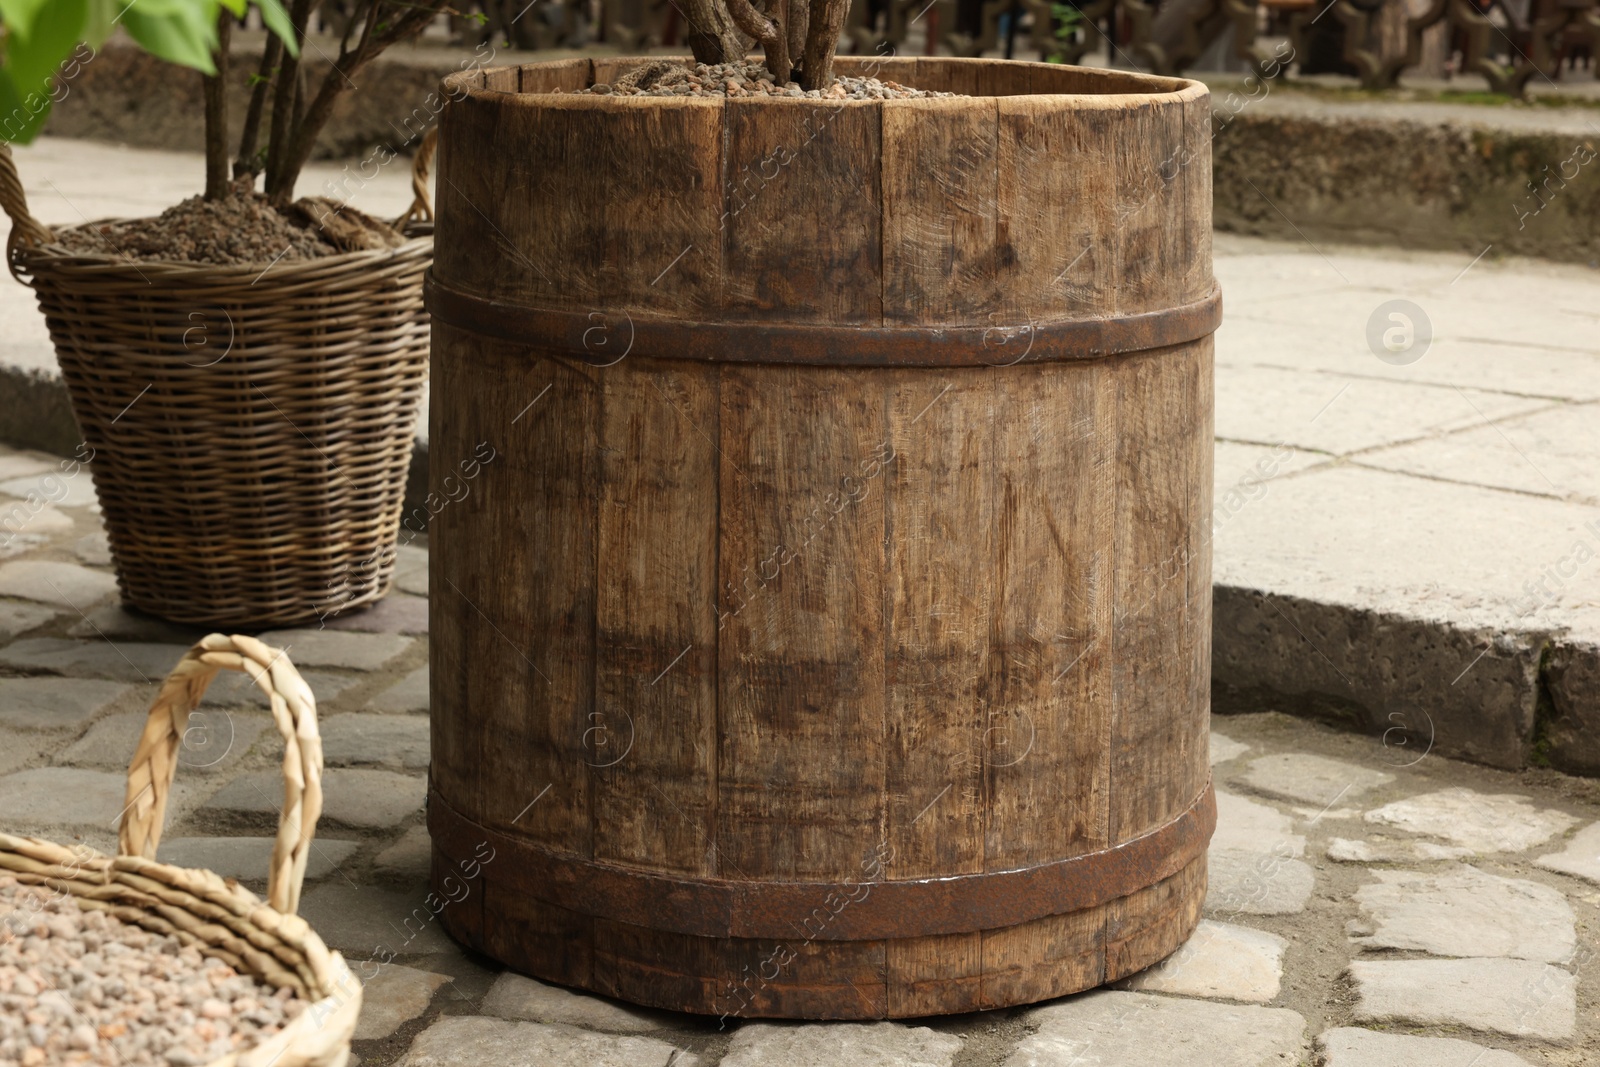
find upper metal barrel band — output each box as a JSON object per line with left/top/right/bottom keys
{"left": 424, "top": 274, "right": 1222, "bottom": 368}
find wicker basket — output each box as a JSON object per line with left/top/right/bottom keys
{"left": 0, "top": 139, "right": 437, "bottom": 627}
{"left": 0, "top": 634, "right": 361, "bottom": 1067}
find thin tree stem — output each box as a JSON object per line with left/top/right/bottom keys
{"left": 203, "top": 12, "right": 232, "bottom": 199}
{"left": 236, "top": 33, "right": 283, "bottom": 179}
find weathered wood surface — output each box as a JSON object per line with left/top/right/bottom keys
{"left": 429, "top": 56, "right": 1216, "bottom": 1019}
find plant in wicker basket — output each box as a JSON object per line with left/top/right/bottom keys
{"left": 0, "top": 635, "right": 363, "bottom": 1065}
{"left": 0, "top": 1, "right": 460, "bottom": 626}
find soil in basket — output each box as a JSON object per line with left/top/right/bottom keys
{"left": 0, "top": 876, "right": 302, "bottom": 1066}
{"left": 54, "top": 178, "right": 406, "bottom": 267}
{"left": 576, "top": 59, "right": 959, "bottom": 99}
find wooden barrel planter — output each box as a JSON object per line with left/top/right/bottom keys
{"left": 426, "top": 55, "right": 1218, "bottom": 1019}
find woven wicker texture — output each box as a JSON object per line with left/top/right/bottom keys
{"left": 0, "top": 144, "right": 431, "bottom": 627}
{"left": 0, "top": 634, "right": 361, "bottom": 1067}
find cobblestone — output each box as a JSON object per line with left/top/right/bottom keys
{"left": 323, "top": 593, "right": 429, "bottom": 635}
{"left": 1238, "top": 753, "right": 1394, "bottom": 806}
{"left": 1348, "top": 957, "right": 1576, "bottom": 1040}
{"left": 62, "top": 708, "right": 269, "bottom": 774}
{"left": 0, "top": 598, "right": 60, "bottom": 637}
{"left": 0, "top": 636, "right": 190, "bottom": 682}
{"left": 255, "top": 628, "right": 413, "bottom": 670}
{"left": 0, "top": 559, "right": 117, "bottom": 607}
{"left": 725, "top": 1022, "right": 963, "bottom": 1066}
{"left": 394, "top": 1016, "right": 698, "bottom": 1067}
{"left": 0, "top": 766, "right": 192, "bottom": 828}
{"left": 320, "top": 713, "right": 430, "bottom": 770}
{"left": 1010, "top": 991, "right": 1307, "bottom": 1066}
{"left": 370, "top": 664, "right": 429, "bottom": 713}
{"left": 0, "top": 677, "right": 129, "bottom": 730}
{"left": 355, "top": 962, "right": 452, "bottom": 1040}
{"left": 1316, "top": 1027, "right": 1537, "bottom": 1067}
{"left": 480, "top": 972, "right": 661, "bottom": 1033}
{"left": 1325, "top": 837, "right": 1475, "bottom": 863}
{"left": 1348, "top": 866, "right": 1576, "bottom": 962}
{"left": 1535, "top": 822, "right": 1600, "bottom": 886}
{"left": 1210, "top": 733, "right": 1249, "bottom": 764}
{"left": 204, "top": 767, "right": 424, "bottom": 829}
{"left": 299, "top": 883, "right": 456, "bottom": 956}
{"left": 374, "top": 824, "right": 433, "bottom": 880}
{"left": 156, "top": 835, "right": 358, "bottom": 882}
{"left": 1118, "top": 920, "right": 1286, "bottom": 1002}
{"left": 1364, "top": 788, "right": 1579, "bottom": 853}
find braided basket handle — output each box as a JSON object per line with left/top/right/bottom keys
{"left": 0, "top": 142, "right": 56, "bottom": 282}
{"left": 119, "top": 633, "right": 324, "bottom": 917}
{"left": 393, "top": 124, "right": 439, "bottom": 229}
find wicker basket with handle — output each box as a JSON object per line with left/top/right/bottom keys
{"left": 0, "top": 135, "right": 437, "bottom": 627}
{"left": 0, "top": 634, "right": 362, "bottom": 1066}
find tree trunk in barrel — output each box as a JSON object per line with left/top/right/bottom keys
{"left": 426, "top": 56, "right": 1218, "bottom": 1019}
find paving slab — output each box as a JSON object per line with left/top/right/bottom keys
{"left": 254, "top": 628, "right": 412, "bottom": 670}
{"left": 0, "top": 471, "right": 97, "bottom": 509}
{"left": 1316, "top": 1027, "right": 1538, "bottom": 1067}
{"left": 1210, "top": 732, "right": 1249, "bottom": 765}
{"left": 394, "top": 1016, "right": 699, "bottom": 1067}
{"left": 320, "top": 713, "right": 430, "bottom": 770}
{"left": 354, "top": 962, "right": 451, "bottom": 1041}
{"left": 1363, "top": 789, "right": 1580, "bottom": 853}
{"left": 199, "top": 667, "right": 363, "bottom": 708}
{"left": 1212, "top": 791, "right": 1306, "bottom": 857}
{"left": 480, "top": 972, "right": 661, "bottom": 1034}
{"left": 65, "top": 604, "right": 207, "bottom": 643}
{"left": 0, "top": 728, "right": 51, "bottom": 774}
{"left": 1535, "top": 822, "right": 1600, "bottom": 886}
{"left": 322, "top": 593, "right": 428, "bottom": 635}
{"left": 61, "top": 709, "right": 269, "bottom": 773}
{"left": 156, "top": 836, "right": 358, "bottom": 882}
{"left": 1348, "top": 866, "right": 1576, "bottom": 963}
{"left": 370, "top": 664, "right": 429, "bottom": 714}
{"left": 395, "top": 545, "right": 427, "bottom": 598}
{"left": 0, "top": 766, "right": 192, "bottom": 829}
{"left": 72, "top": 531, "right": 110, "bottom": 566}
{"left": 724, "top": 1021, "right": 962, "bottom": 1067}
{"left": 374, "top": 824, "right": 432, "bottom": 880}
{"left": 1237, "top": 753, "right": 1394, "bottom": 806}
{"left": 204, "top": 767, "right": 424, "bottom": 830}
{"left": 1206, "top": 848, "right": 1316, "bottom": 916}
{"left": 1357, "top": 402, "right": 1600, "bottom": 505}
{"left": 1010, "top": 990, "right": 1307, "bottom": 1067}
{"left": 1347, "top": 957, "right": 1576, "bottom": 1040}
{"left": 0, "top": 504, "right": 72, "bottom": 537}
{"left": 1326, "top": 837, "right": 1475, "bottom": 864}
{"left": 0, "top": 560, "right": 117, "bottom": 607}
{"left": 0, "top": 637, "right": 189, "bottom": 683}
{"left": 0, "top": 599, "right": 60, "bottom": 639}
{"left": 0, "top": 453, "right": 55, "bottom": 480}
{"left": 298, "top": 882, "right": 456, "bottom": 957}
{"left": 1213, "top": 364, "right": 1547, "bottom": 456}
{"left": 0, "top": 677, "right": 129, "bottom": 730}
{"left": 1117, "top": 920, "right": 1286, "bottom": 1003}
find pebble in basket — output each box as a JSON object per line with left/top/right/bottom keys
{"left": 0, "top": 635, "right": 361, "bottom": 1066}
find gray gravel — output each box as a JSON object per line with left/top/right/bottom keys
{"left": 0, "top": 877, "right": 300, "bottom": 1066}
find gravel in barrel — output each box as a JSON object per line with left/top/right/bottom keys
{"left": 574, "top": 59, "right": 957, "bottom": 99}
{"left": 0, "top": 877, "right": 301, "bottom": 1067}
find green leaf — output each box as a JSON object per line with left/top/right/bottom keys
{"left": 0, "top": 0, "right": 53, "bottom": 41}
{"left": 82, "top": 0, "right": 118, "bottom": 46}
{"left": 119, "top": 4, "right": 219, "bottom": 73}
{"left": 0, "top": 69, "right": 53, "bottom": 143}
{"left": 218, "top": 0, "right": 247, "bottom": 13}
{"left": 4, "top": 0, "right": 88, "bottom": 93}
{"left": 252, "top": 0, "right": 299, "bottom": 56}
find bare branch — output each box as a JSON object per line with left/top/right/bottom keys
{"left": 203, "top": 11, "right": 231, "bottom": 199}
{"left": 235, "top": 32, "right": 283, "bottom": 179}
{"left": 725, "top": 0, "right": 790, "bottom": 81}
{"left": 800, "top": 0, "right": 850, "bottom": 89}
{"left": 680, "top": 0, "right": 748, "bottom": 64}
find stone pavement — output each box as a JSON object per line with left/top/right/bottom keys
{"left": 1, "top": 455, "right": 1599, "bottom": 1064}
